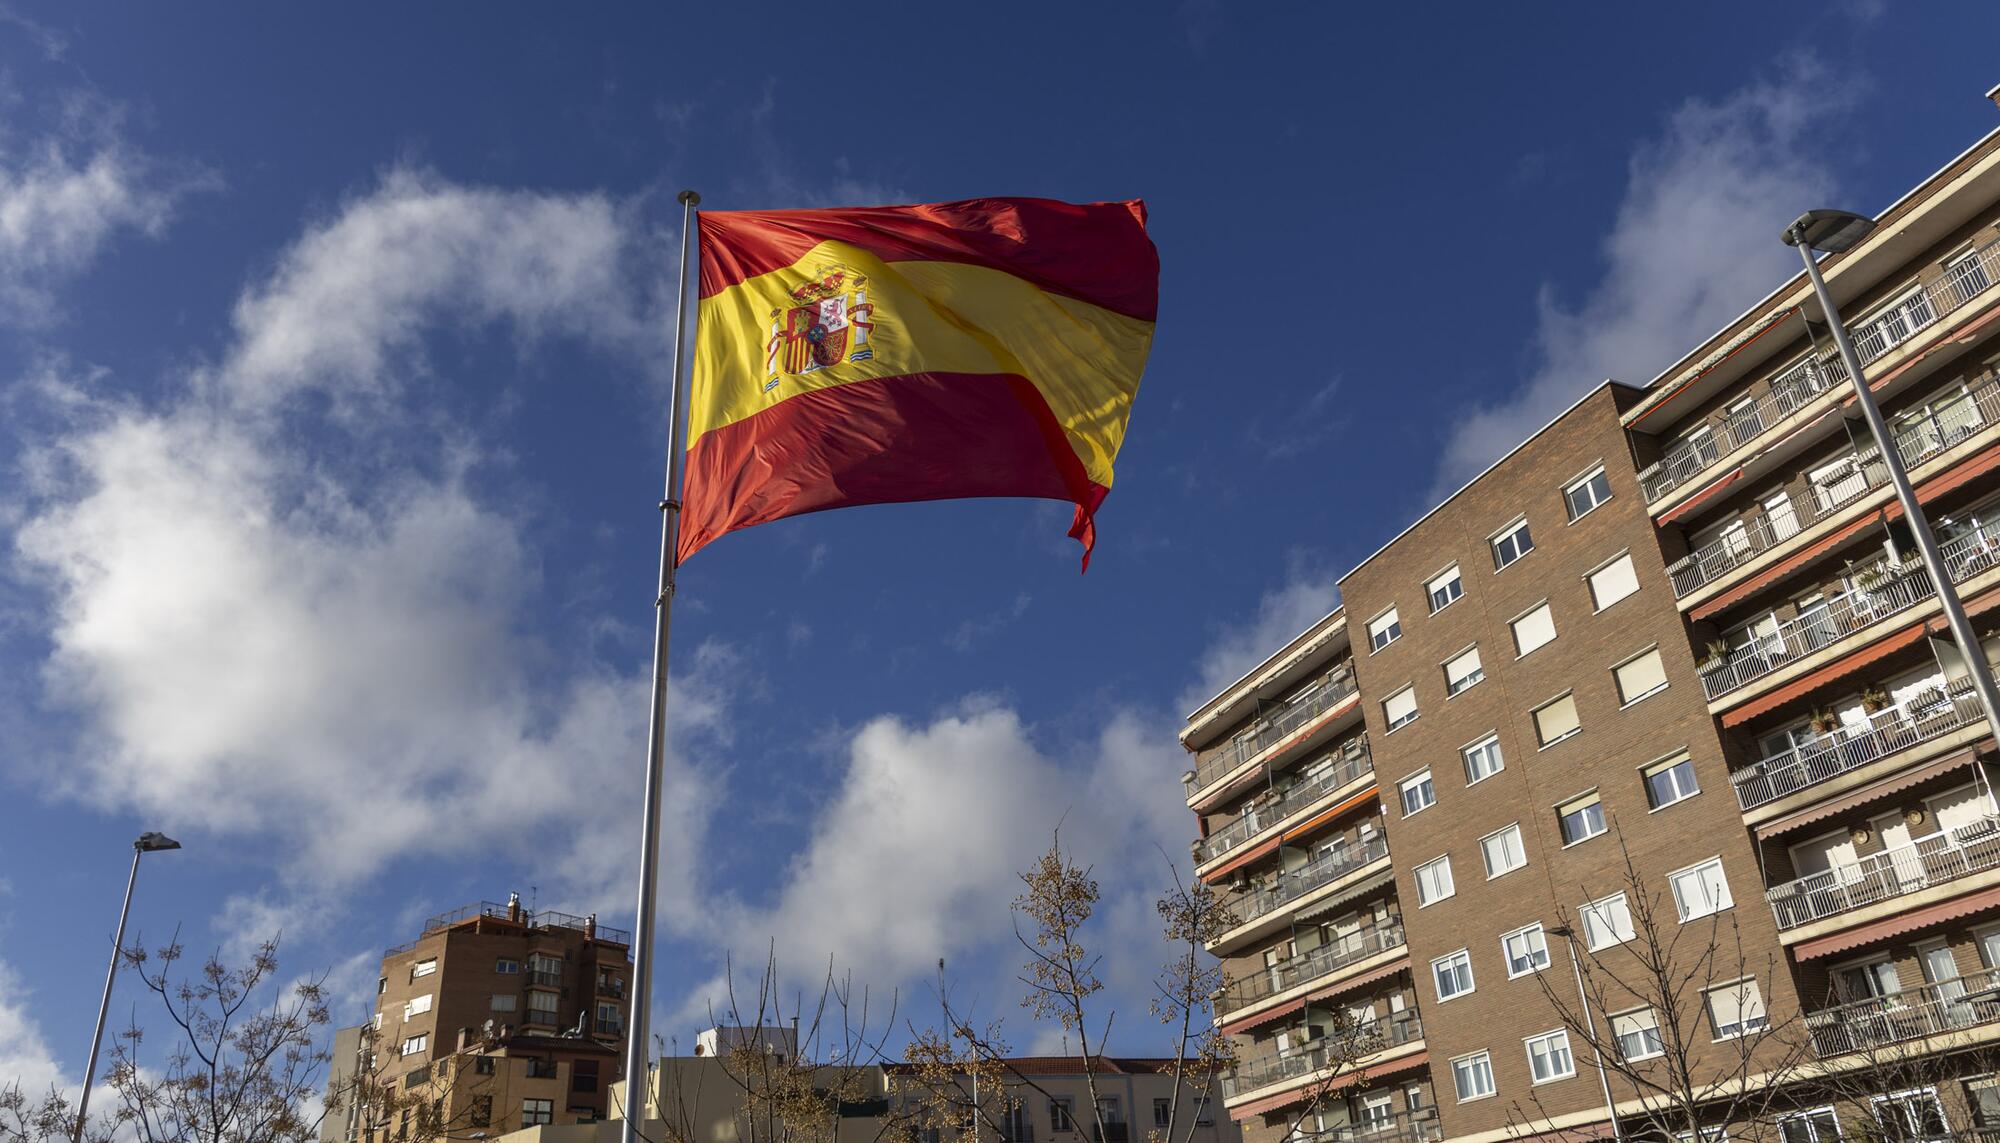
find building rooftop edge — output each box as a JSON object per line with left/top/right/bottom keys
{"left": 1181, "top": 605, "right": 1346, "bottom": 727}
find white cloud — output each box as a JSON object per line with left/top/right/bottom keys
{"left": 0, "top": 132, "right": 190, "bottom": 326}
{"left": 1431, "top": 58, "right": 1848, "bottom": 498}
{"left": 0, "top": 958, "right": 65, "bottom": 1095}
{"left": 1178, "top": 571, "right": 1338, "bottom": 715}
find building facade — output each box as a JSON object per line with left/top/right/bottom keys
{"left": 1182, "top": 89, "right": 2000, "bottom": 1143}
{"left": 325, "top": 896, "right": 633, "bottom": 1143}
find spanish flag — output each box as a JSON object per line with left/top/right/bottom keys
{"left": 680, "top": 197, "right": 1157, "bottom": 568}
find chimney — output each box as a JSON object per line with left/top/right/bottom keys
{"left": 507, "top": 892, "right": 522, "bottom": 922}
{"left": 585, "top": 913, "right": 597, "bottom": 939}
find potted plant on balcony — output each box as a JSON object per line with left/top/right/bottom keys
{"left": 1699, "top": 639, "right": 1731, "bottom": 672}
{"left": 1860, "top": 685, "right": 1891, "bottom": 715}
{"left": 1809, "top": 707, "right": 1841, "bottom": 735}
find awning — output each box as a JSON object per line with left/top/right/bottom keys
{"left": 1627, "top": 306, "right": 1802, "bottom": 430}
{"left": 1794, "top": 883, "right": 2000, "bottom": 960}
{"left": 1755, "top": 747, "right": 1983, "bottom": 839}
{"left": 1307, "top": 957, "right": 1409, "bottom": 1003}
{"left": 1229, "top": 1051, "right": 1429, "bottom": 1120}
{"left": 1656, "top": 467, "right": 1744, "bottom": 525}
{"left": 1719, "top": 624, "right": 1928, "bottom": 727}
{"left": 1291, "top": 872, "right": 1395, "bottom": 923}
{"left": 1218, "top": 955, "right": 1412, "bottom": 1036}
{"left": 1220, "top": 994, "right": 1307, "bottom": 1037}
{"left": 1283, "top": 787, "right": 1379, "bottom": 845}
{"left": 1202, "top": 832, "right": 1281, "bottom": 885}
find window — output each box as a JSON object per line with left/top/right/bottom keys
{"left": 1432, "top": 949, "right": 1475, "bottom": 1001}
{"left": 1406, "top": 1085, "right": 1427, "bottom": 1112}
{"left": 475, "top": 1055, "right": 496, "bottom": 1076}
{"left": 1480, "top": 824, "right": 1527, "bottom": 878}
{"left": 378, "top": 977, "right": 387, "bottom": 995}
{"left": 403, "top": 994, "right": 432, "bottom": 1020}
{"left": 1050, "top": 1098, "right": 1075, "bottom": 1132}
{"left": 528, "top": 953, "right": 562, "bottom": 976}
{"left": 596, "top": 1002, "right": 623, "bottom": 1031}
{"left": 1557, "top": 793, "right": 1607, "bottom": 846}
{"left": 1512, "top": 602, "right": 1556, "bottom": 657}
{"left": 468, "top": 1096, "right": 492, "bottom": 1128}
{"left": 491, "top": 994, "right": 517, "bottom": 1012}
{"left": 1153, "top": 1100, "right": 1170, "bottom": 1129}
{"left": 1565, "top": 468, "right": 1613, "bottom": 520}
{"left": 1096, "top": 1097, "right": 1122, "bottom": 1126}
{"left": 1193, "top": 1099, "right": 1212, "bottom": 1127}
{"left": 410, "top": 959, "right": 437, "bottom": 980}
{"left": 523, "top": 1100, "right": 554, "bottom": 1128}
{"left": 400, "top": 1035, "right": 427, "bottom": 1057}
{"left": 1704, "top": 979, "right": 1768, "bottom": 1040}
{"left": 1533, "top": 693, "right": 1581, "bottom": 747}
{"left": 526, "top": 1058, "right": 558, "bottom": 1078}
{"left": 1444, "top": 647, "right": 1485, "bottom": 696}
{"left": 1503, "top": 924, "right": 1551, "bottom": 977}
{"left": 1588, "top": 553, "right": 1640, "bottom": 610}
{"left": 1492, "top": 519, "right": 1534, "bottom": 570}
{"left": 1462, "top": 735, "right": 1505, "bottom": 784}
{"left": 571, "top": 1060, "right": 599, "bottom": 1094}
{"left": 403, "top": 1064, "right": 429, "bottom": 1088}
{"left": 496, "top": 958, "right": 520, "bottom": 974}
{"left": 1778, "top": 1108, "right": 1842, "bottom": 1143}
{"left": 1368, "top": 608, "right": 1402, "bottom": 652}
{"left": 371, "top": 1012, "right": 382, "bottom": 1031}
{"left": 1612, "top": 1009, "right": 1664, "bottom": 1061}
{"left": 527, "top": 990, "right": 559, "bottom": 1015}
{"left": 1002, "top": 1105, "right": 1033, "bottom": 1142}
{"left": 1873, "top": 1090, "right": 1948, "bottom": 1143}
{"left": 1383, "top": 687, "right": 1419, "bottom": 731}
{"left": 1524, "top": 1030, "right": 1575, "bottom": 1083}
{"left": 1451, "top": 1051, "right": 1496, "bottom": 1102}
{"left": 1428, "top": 565, "right": 1464, "bottom": 613}
{"left": 1644, "top": 753, "right": 1700, "bottom": 809}
{"left": 1399, "top": 769, "right": 1436, "bottom": 817}
{"left": 1581, "top": 893, "right": 1635, "bottom": 950}
{"left": 1614, "top": 648, "right": 1669, "bottom": 705}
{"left": 1415, "top": 856, "right": 1455, "bottom": 906}
{"left": 1669, "top": 858, "right": 1733, "bottom": 921}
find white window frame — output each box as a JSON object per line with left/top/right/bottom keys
{"left": 490, "top": 994, "right": 517, "bottom": 1012}
{"left": 1431, "top": 949, "right": 1475, "bottom": 1002}
{"left": 1703, "top": 977, "right": 1768, "bottom": 1041}
{"left": 1492, "top": 518, "right": 1534, "bottom": 571}
{"left": 1669, "top": 857, "right": 1734, "bottom": 921}
{"left": 1776, "top": 1107, "right": 1842, "bottom": 1143}
{"left": 411, "top": 958, "right": 438, "bottom": 980}
{"left": 400, "top": 1034, "right": 428, "bottom": 1057}
{"left": 1524, "top": 1029, "right": 1576, "bottom": 1084}
{"left": 1383, "top": 686, "right": 1419, "bottom": 732}
{"left": 1444, "top": 645, "right": 1485, "bottom": 697}
{"left": 1415, "top": 856, "right": 1456, "bottom": 907}
{"left": 1399, "top": 769, "right": 1436, "bottom": 818}
{"left": 1367, "top": 608, "right": 1402, "bottom": 653}
{"left": 1533, "top": 692, "right": 1581, "bottom": 749}
{"left": 1587, "top": 552, "right": 1641, "bottom": 612}
{"left": 1871, "top": 1088, "right": 1948, "bottom": 1143}
{"left": 1480, "top": 823, "right": 1527, "bottom": 879}
{"left": 1564, "top": 466, "right": 1613, "bottom": 522}
{"left": 1644, "top": 753, "right": 1701, "bottom": 810}
{"left": 1557, "top": 792, "right": 1607, "bottom": 847}
{"left": 1427, "top": 564, "right": 1464, "bottom": 614}
{"left": 1511, "top": 601, "right": 1557, "bottom": 658}
{"left": 1502, "top": 923, "right": 1551, "bottom": 978}
{"left": 403, "top": 993, "right": 433, "bottom": 1020}
{"left": 1614, "top": 646, "right": 1671, "bottom": 706}
{"left": 1581, "top": 893, "right": 1635, "bottom": 950}
{"left": 1450, "top": 1051, "right": 1496, "bottom": 1103}
{"left": 1612, "top": 1007, "right": 1664, "bottom": 1062}
{"left": 1462, "top": 734, "right": 1505, "bottom": 785}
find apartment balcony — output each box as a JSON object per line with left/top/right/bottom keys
{"left": 1730, "top": 681, "right": 1984, "bottom": 810}
{"left": 1805, "top": 967, "right": 2000, "bottom": 1056}
{"left": 1185, "top": 670, "right": 1359, "bottom": 799}
{"left": 1667, "top": 374, "right": 2000, "bottom": 599}
{"left": 1643, "top": 233, "right": 2000, "bottom": 505}
{"left": 1221, "top": 1011, "right": 1423, "bottom": 1100}
{"left": 1196, "top": 744, "right": 1373, "bottom": 866}
{"left": 1768, "top": 817, "right": 2000, "bottom": 929}
{"left": 1217, "top": 918, "right": 1406, "bottom": 1021}
{"left": 1227, "top": 833, "right": 1391, "bottom": 932}
{"left": 1699, "top": 528, "right": 2000, "bottom": 700}
{"left": 1294, "top": 1109, "right": 1441, "bottom": 1143}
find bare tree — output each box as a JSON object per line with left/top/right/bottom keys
{"left": 1148, "top": 864, "right": 1237, "bottom": 1143}
{"left": 0, "top": 1084, "right": 115, "bottom": 1143}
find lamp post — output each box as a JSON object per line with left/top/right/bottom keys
{"left": 1547, "top": 925, "right": 1621, "bottom": 1143}
{"left": 1783, "top": 210, "right": 2000, "bottom": 748}
{"left": 73, "top": 832, "right": 181, "bottom": 1143}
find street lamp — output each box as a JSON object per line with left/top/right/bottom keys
{"left": 1547, "top": 925, "right": 1622, "bottom": 1143}
{"left": 1783, "top": 210, "right": 2000, "bottom": 750}
{"left": 73, "top": 832, "right": 181, "bottom": 1143}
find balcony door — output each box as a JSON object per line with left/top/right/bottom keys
{"left": 1918, "top": 942, "right": 1975, "bottom": 1028}
{"left": 1763, "top": 493, "right": 1802, "bottom": 543}
{"left": 1833, "top": 958, "right": 1902, "bottom": 1004}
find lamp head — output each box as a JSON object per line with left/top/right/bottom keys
{"left": 1783, "top": 209, "right": 1877, "bottom": 254}
{"left": 1546, "top": 924, "right": 1576, "bottom": 939}
{"left": 135, "top": 832, "right": 181, "bottom": 853}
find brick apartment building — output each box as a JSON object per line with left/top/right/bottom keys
{"left": 1181, "top": 86, "right": 2000, "bottom": 1143}
{"left": 322, "top": 896, "right": 633, "bottom": 1143}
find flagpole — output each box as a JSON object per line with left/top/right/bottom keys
{"left": 620, "top": 187, "right": 700, "bottom": 1143}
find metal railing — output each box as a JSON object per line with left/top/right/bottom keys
{"left": 1768, "top": 817, "right": 2000, "bottom": 928}
{"left": 1642, "top": 234, "right": 2000, "bottom": 503}
{"left": 1805, "top": 967, "right": 2000, "bottom": 1056}
{"left": 1293, "top": 1110, "right": 1442, "bottom": 1143}
{"left": 1227, "top": 833, "right": 1391, "bottom": 930}
{"left": 1187, "top": 670, "right": 1360, "bottom": 794}
{"left": 385, "top": 901, "right": 631, "bottom": 956}
{"left": 1699, "top": 527, "right": 2000, "bottom": 699}
{"left": 1222, "top": 1012, "right": 1423, "bottom": 1097}
{"left": 1666, "top": 375, "right": 2000, "bottom": 597}
{"left": 1730, "top": 682, "right": 1982, "bottom": 809}
{"left": 1197, "top": 745, "right": 1374, "bottom": 864}
{"left": 1218, "top": 919, "right": 1405, "bottom": 1017}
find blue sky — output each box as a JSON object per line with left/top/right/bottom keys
{"left": 2, "top": 0, "right": 1998, "bottom": 1095}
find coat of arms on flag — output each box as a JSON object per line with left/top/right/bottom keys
{"left": 764, "top": 266, "right": 875, "bottom": 388}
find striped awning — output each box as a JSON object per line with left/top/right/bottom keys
{"left": 1719, "top": 624, "right": 1927, "bottom": 728}
{"left": 1794, "top": 883, "right": 2000, "bottom": 960}
{"left": 1755, "top": 747, "right": 1984, "bottom": 839}
{"left": 1229, "top": 1051, "right": 1429, "bottom": 1120}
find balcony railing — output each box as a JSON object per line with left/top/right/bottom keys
{"left": 1197, "top": 744, "right": 1373, "bottom": 864}
{"left": 1699, "top": 528, "right": 2000, "bottom": 699}
{"left": 1768, "top": 817, "right": 2000, "bottom": 929}
{"left": 1730, "top": 682, "right": 1982, "bottom": 810}
{"left": 1667, "top": 375, "right": 2000, "bottom": 598}
{"left": 1643, "top": 233, "right": 2000, "bottom": 504}
{"left": 1805, "top": 967, "right": 2000, "bottom": 1056}
{"left": 1186, "top": 670, "right": 1359, "bottom": 794}
{"left": 1293, "top": 1110, "right": 1442, "bottom": 1143}
{"left": 1219, "top": 919, "right": 1405, "bottom": 1017}
{"left": 1222, "top": 1012, "right": 1422, "bottom": 1098}
{"left": 1227, "top": 833, "right": 1391, "bottom": 930}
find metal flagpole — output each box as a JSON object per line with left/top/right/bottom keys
{"left": 621, "top": 188, "right": 701, "bottom": 1143}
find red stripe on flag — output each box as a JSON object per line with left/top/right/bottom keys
{"left": 679, "top": 372, "right": 1109, "bottom": 568}
{"left": 697, "top": 198, "right": 1158, "bottom": 322}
